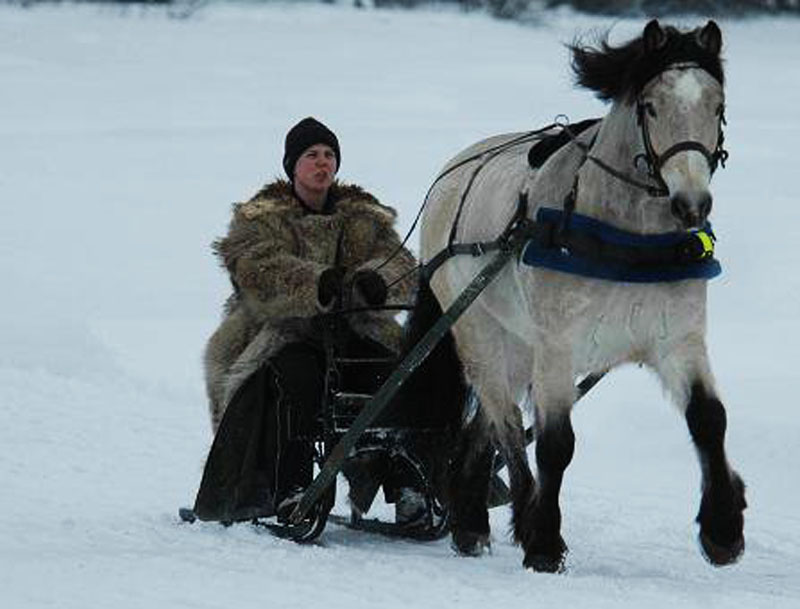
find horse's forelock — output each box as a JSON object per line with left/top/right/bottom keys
{"left": 569, "top": 24, "right": 724, "bottom": 103}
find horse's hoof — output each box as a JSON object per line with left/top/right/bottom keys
{"left": 523, "top": 537, "right": 568, "bottom": 573}
{"left": 451, "top": 530, "right": 490, "bottom": 557}
{"left": 523, "top": 550, "right": 567, "bottom": 573}
{"left": 699, "top": 531, "right": 744, "bottom": 566}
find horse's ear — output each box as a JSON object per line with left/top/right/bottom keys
{"left": 643, "top": 19, "right": 667, "bottom": 54}
{"left": 697, "top": 20, "right": 722, "bottom": 55}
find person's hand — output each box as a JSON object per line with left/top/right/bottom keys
{"left": 318, "top": 267, "right": 347, "bottom": 307}
{"left": 352, "top": 269, "right": 387, "bottom": 306}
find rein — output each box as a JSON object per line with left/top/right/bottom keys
{"left": 561, "top": 119, "right": 667, "bottom": 197}
{"left": 373, "top": 124, "right": 559, "bottom": 276}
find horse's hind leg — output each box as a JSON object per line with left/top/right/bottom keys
{"left": 492, "top": 413, "right": 536, "bottom": 551}
{"left": 685, "top": 381, "right": 746, "bottom": 565}
{"left": 445, "top": 305, "right": 537, "bottom": 563}
{"left": 447, "top": 405, "right": 493, "bottom": 556}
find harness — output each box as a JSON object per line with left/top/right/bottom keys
{"left": 521, "top": 208, "right": 720, "bottom": 282}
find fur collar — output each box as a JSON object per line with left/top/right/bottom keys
{"left": 249, "top": 178, "right": 376, "bottom": 204}
{"left": 236, "top": 179, "right": 397, "bottom": 225}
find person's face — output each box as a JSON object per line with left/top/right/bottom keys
{"left": 293, "top": 143, "right": 337, "bottom": 194}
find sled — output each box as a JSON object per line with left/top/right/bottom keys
{"left": 179, "top": 234, "right": 516, "bottom": 542}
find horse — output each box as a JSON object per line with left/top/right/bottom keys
{"left": 417, "top": 20, "right": 746, "bottom": 572}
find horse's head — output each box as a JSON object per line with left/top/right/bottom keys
{"left": 636, "top": 21, "right": 727, "bottom": 229}
{"left": 571, "top": 20, "right": 728, "bottom": 230}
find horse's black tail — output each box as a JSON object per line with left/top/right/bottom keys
{"left": 395, "top": 277, "right": 495, "bottom": 545}
{"left": 396, "top": 276, "right": 468, "bottom": 430}
{"left": 383, "top": 276, "right": 470, "bottom": 504}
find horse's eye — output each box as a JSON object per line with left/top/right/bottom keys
{"left": 644, "top": 102, "right": 657, "bottom": 118}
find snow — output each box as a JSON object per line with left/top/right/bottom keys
{"left": 1, "top": 3, "right": 799, "bottom": 607}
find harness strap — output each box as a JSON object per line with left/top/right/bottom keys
{"left": 528, "top": 118, "right": 600, "bottom": 169}
{"left": 446, "top": 130, "right": 558, "bottom": 249}
{"left": 585, "top": 154, "right": 668, "bottom": 197}
{"left": 565, "top": 122, "right": 669, "bottom": 197}
{"left": 373, "top": 125, "right": 558, "bottom": 275}
{"left": 422, "top": 192, "right": 533, "bottom": 281}
{"left": 654, "top": 140, "right": 727, "bottom": 174}
{"left": 422, "top": 241, "right": 503, "bottom": 282}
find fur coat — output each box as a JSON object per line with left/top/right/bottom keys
{"left": 204, "top": 179, "right": 417, "bottom": 432}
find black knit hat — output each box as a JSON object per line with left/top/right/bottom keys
{"left": 282, "top": 117, "right": 341, "bottom": 180}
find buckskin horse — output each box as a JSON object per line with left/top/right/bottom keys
{"left": 418, "top": 20, "right": 746, "bottom": 572}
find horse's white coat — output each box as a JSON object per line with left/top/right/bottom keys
{"left": 421, "top": 67, "right": 724, "bottom": 437}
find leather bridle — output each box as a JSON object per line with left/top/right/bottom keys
{"left": 569, "top": 63, "right": 729, "bottom": 199}
{"left": 633, "top": 64, "right": 729, "bottom": 197}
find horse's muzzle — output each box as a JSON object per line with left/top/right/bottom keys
{"left": 671, "top": 191, "right": 713, "bottom": 230}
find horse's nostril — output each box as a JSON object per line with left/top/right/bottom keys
{"left": 699, "top": 193, "right": 713, "bottom": 219}
{"left": 671, "top": 196, "right": 690, "bottom": 222}
{"left": 671, "top": 193, "right": 711, "bottom": 227}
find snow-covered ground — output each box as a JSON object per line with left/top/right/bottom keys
{"left": 1, "top": 3, "right": 799, "bottom": 607}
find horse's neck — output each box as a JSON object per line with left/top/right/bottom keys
{"left": 575, "top": 103, "right": 674, "bottom": 234}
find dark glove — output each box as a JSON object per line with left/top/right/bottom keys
{"left": 318, "top": 267, "right": 347, "bottom": 307}
{"left": 352, "top": 269, "right": 387, "bottom": 306}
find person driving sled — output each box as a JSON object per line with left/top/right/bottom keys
{"left": 196, "top": 117, "right": 426, "bottom": 528}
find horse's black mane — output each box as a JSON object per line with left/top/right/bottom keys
{"left": 569, "top": 25, "right": 724, "bottom": 103}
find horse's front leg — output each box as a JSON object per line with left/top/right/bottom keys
{"left": 655, "top": 340, "right": 746, "bottom": 565}
{"left": 518, "top": 348, "right": 576, "bottom": 572}
{"left": 686, "top": 381, "right": 747, "bottom": 565}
